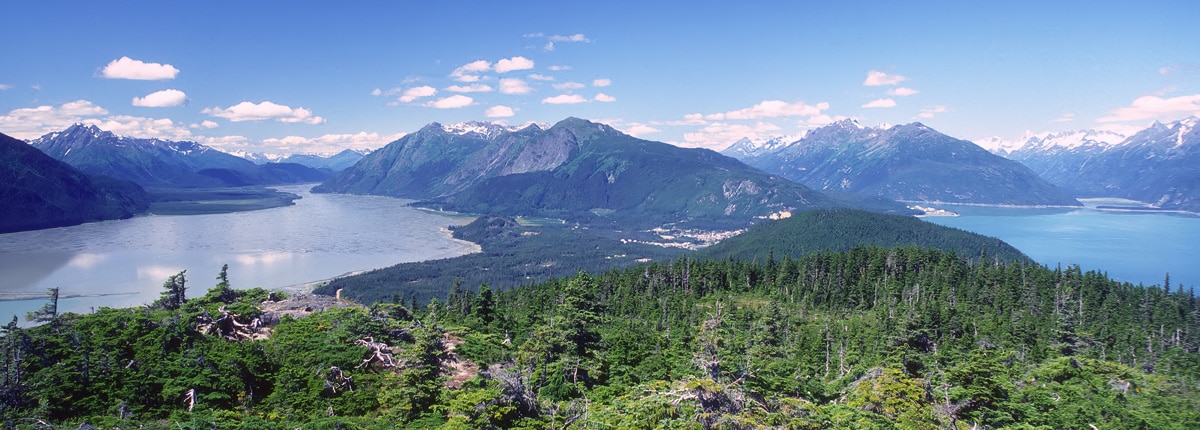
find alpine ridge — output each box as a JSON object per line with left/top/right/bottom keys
{"left": 315, "top": 117, "right": 906, "bottom": 228}
{"left": 727, "top": 120, "right": 1081, "bottom": 206}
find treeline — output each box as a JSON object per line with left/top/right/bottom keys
{"left": 3, "top": 247, "right": 1198, "bottom": 428}
{"left": 316, "top": 216, "right": 683, "bottom": 306}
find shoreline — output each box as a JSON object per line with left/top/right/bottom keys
{"left": 282, "top": 221, "right": 483, "bottom": 296}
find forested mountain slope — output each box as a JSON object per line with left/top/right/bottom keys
{"left": 0, "top": 131, "right": 148, "bottom": 233}
{"left": 3, "top": 248, "right": 1197, "bottom": 428}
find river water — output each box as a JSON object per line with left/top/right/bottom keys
{"left": 0, "top": 185, "right": 478, "bottom": 322}
{"left": 923, "top": 199, "right": 1200, "bottom": 290}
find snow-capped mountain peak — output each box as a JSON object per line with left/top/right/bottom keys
{"left": 440, "top": 121, "right": 512, "bottom": 139}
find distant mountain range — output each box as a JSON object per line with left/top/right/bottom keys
{"left": 31, "top": 124, "right": 330, "bottom": 188}
{"left": 1, "top": 131, "right": 148, "bottom": 233}
{"left": 316, "top": 118, "right": 906, "bottom": 229}
{"left": 983, "top": 117, "right": 1200, "bottom": 212}
{"left": 724, "top": 119, "right": 1080, "bottom": 206}
{"left": 238, "top": 149, "right": 369, "bottom": 173}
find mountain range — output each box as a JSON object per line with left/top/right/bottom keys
{"left": 315, "top": 118, "right": 902, "bottom": 229}
{"left": 238, "top": 149, "right": 369, "bottom": 173}
{"left": 985, "top": 117, "right": 1200, "bottom": 212}
{"left": 31, "top": 124, "right": 330, "bottom": 188}
{"left": 724, "top": 119, "right": 1080, "bottom": 206}
{"left": 0, "top": 131, "right": 149, "bottom": 233}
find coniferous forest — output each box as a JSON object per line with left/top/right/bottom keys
{"left": 3, "top": 246, "right": 1199, "bottom": 429}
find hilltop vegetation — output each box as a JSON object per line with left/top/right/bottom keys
{"left": 3, "top": 247, "right": 1199, "bottom": 428}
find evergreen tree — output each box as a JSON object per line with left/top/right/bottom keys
{"left": 152, "top": 271, "right": 187, "bottom": 310}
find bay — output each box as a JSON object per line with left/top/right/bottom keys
{"left": 0, "top": 185, "right": 478, "bottom": 322}
{"left": 923, "top": 199, "right": 1200, "bottom": 289}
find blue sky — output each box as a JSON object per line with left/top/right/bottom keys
{"left": 2, "top": 1, "right": 1198, "bottom": 154}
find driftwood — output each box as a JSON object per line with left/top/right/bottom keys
{"left": 195, "top": 307, "right": 262, "bottom": 341}
{"left": 355, "top": 337, "right": 399, "bottom": 370}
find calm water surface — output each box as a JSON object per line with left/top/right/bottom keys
{"left": 0, "top": 185, "right": 478, "bottom": 321}
{"left": 923, "top": 200, "right": 1200, "bottom": 289}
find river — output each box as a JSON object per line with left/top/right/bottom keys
{"left": 0, "top": 185, "right": 478, "bottom": 322}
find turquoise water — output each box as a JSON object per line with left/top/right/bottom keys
{"left": 923, "top": 202, "right": 1200, "bottom": 290}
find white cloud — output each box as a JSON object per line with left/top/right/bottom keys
{"left": 190, "top": 120, "right": 220, "bottom": 129}
{"left": 593, "top": 78, "right": 611, "bottom": 87}
{"left": 707, "top": 100, "right": 829, "bottom": 120}
{"left": 202, "top": 101, "right": 325, "bottom": 124}
{"left": 624, "top": 124, "right": 660, "bottom": 136}
{"left": 0, "top": 84, "right": 12, "bottom": 90}
{"left": 887, "top": 87, "right": 919, "bottom": 96}
{"left": 548, "top": 65, "right": 571, "bottom": 71}
{"left": 100, "top": 56, "right": 179, "bottom": 80}
{"left": 445, "top": 84, "right": 493, "bottom": 93}
{"left": 543, "top": 94, "right": 587, "bottom": 104}
{"left": 664, "top": 113, "right": 709, "bottom": 126}
{"left": 862, "top": 98, "right": 897, "bottom": 108}
{"left": 528, "top": 74, "right": 555, "bottom": 81}
{"left": 370, "top": 88, "right": 382, "bottom": 96}
{"left": 426, "top": 95, "right": 474, "bottom": 109}
{"left": 397, "top": 86, "right": 437, "bottom": 103}
{"left": 485, "top": 105, "right": 516, "bottom": 118}
{"left": 553, "top": 82, "right": 586, "bottom": 90}
{"left": 0, "top": 99, "right": 110, "bottom": 139}
{"left": 81, "top": 115, "right": 194, "bottom": 140}
{"left": 451, "top": 60, "right": 491, "bottom": 82}
{"left": 495, "top": 56, "right": 535, "bottom": 73}
{"left": 594, "top": 93, "right": 616, "bottom": 102}
{"left": 803, "top": 114, "right": 848, "bottom": 127}
{"left": 499, "top": 78, "right": 532, "bottom": 95}
{"left": 132, "top": 89, "right": 187, "bottom": 107}
{"left": 1097, "top": 94, "right": 1200, "bottom": 123}
{"left": 1053, "top": 113, "right": 1075, "bottom": 123}
{"left": 918, "top": 105, "right": 947, "bottom": 118}
{"left": 682, "top": 121, "right": 782, "bottom": 150}
{"left": 544, "top": 33, "right": 591, "bottom": 51}
{"left": 255, "top": 131, "right": 404, "bottom": 153}
{"left": 863, "top": 70, "right": 905, "bottom": 86}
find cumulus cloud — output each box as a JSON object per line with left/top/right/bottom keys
{"left": 887, "top": 87, "right": 919, "bottom": 96}
{"left": 499, "top": 78, "right": 532, "bottom": 95}
{"left": 100, "top": 56, "right": 180, "bottom": 80}
{"left": 445, "top": 84, "right": 493, "bottom": 93}
{"left": 132, "top": 89, "right": 188, "bottom": 107}
{"left": 254, "top": 131, "right": 404, "bottom": 153}
{"left": 397, "top": 86, "right": 437, "bottom": 103}
{"left": 191, "top": 120, "right": 220, "bottom": 129}
{"left": 682, "top": 121, "right": 782, "bottom": 150}
{"left": 918, "top": 105, "right": 947, "bottom": 118}
{"left": 593, "top": 78, "right": 611, "bottom": 87}
{"left": 706, "top": 100, "right": 829, "bottom": 120}
{"left": 0, "top": 99, "right": 110, "bottom": 139}
{"left": 202, "top": 101, "right": 325, "bottom": 124}
{"left": 425, "top": 95, "right": 474, "bottom": 109}
{"left": 1097, "top": 94, "right": 1200, "bottom": 123}
{"left": 863, "top": 70, "right": 905, "bottom": 86}
{"left": 803, "top": 114, "right": 849, "bottom": 127}
{"left": 594, "top": 93, "right": 616, "bottom": 102}
{"left": 495, "top": 56, "right": 535, "bottom": 73}
{"left": 624, "top": 124, "right": 660, "bottom": 136}
{"left": 553, "top": 82, "right": 586, "bottom": 90}
{"left": 862, "top": 98, "right": 897, "bottom": 108}
{"left": 451, "top": 60, "right": 491, "bottom": 82}
{"left": 543, "top": 94, "right": 587, "bottom": 104}
{"left": 528, "top": 74, "right": 554, "bottom": 81}
{"left": 485, "top": 105, "right": 516, "bottom": 118}
{"left": 370, "top": 88, "right": 383, "bottom": 96}
{"left": 81, "top": 115, "right": 195, "bottom": 140}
